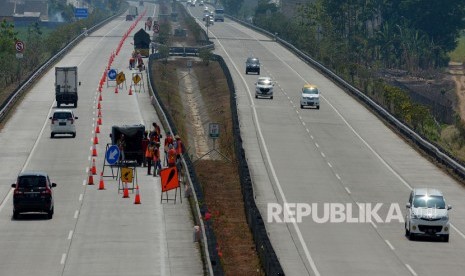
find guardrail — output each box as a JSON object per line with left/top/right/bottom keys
{"left": 147, "top": 54, "right": 220, "bottom": 276}
{"left": 225, "top": 14, "right": 465, "bottom": 181}
{"left": 168, "top": 43, "right": 214, "bottom": 56}
{"left": 0, "top": 11, "right": 125, "bottom": 123}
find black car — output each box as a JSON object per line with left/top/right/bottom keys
{"left": 11, "top": 171, "right": 56, "bottom": 219}
{"left": 246, "top": 57, "right": 260, "bottom": 75}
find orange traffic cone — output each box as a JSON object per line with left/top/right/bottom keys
{"left": 98, "top": 93, "right": 102, "bottom": 101}
{"left": 114, "top": 86, "right": 118, "bottom": 94}
{"left": 91, "top": 158, "right": 97, "bottom": 175}
{"left": 134, "top": 184, "right": 141, "bottom": 204}
{"left": 93, "top": 132, "right": 99, "bottom": 145}
{"left": 128, "top": 86, "right": 133, "bottom": 95}
{"left": 98, "top": 86, "right": 102, "bottom": 93}
{"left": 97, "top": 109, "right": 102, "bottom": 118}
{"left": 87, "top": 169, "right": 94, "bottom": 185}
{"left": 122, "top": 182, "right": 130, "bottom": 198}
{"left": 97, "top": 116, "right": 102, "bottom": 125}
{"left": 98, "top": 172, "right": 105, "bottom": 190}
{"left": 95, "top": 125, "right": 100, "bottom": 134}
{"left": 92, "top": 144, "right": 98, "bottom": 157}
{"left": 97, "top": 101, "right": 101, "bottom": 110}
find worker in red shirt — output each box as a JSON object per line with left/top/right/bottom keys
{"left": 167, "top": 144, "right": 177, "bottom": 168}
{"left": 164, "top": 132, "right": 173, "bottom": 166}
{"left": 141, "top": 131, "right": 149, "bottom": 167}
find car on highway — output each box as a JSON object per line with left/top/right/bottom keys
{"left": 246, "top": 57, "right": 260, "bottom": 75}
{"left": 255, "top": 77, "right": 274, "bottom": 99}
{"left": 405, "top": 188, "right": 451, "bottom": 242}
{"left": 50, "top": 109, "right": 78, "bottom": 138}
{"left": 300, "top": 84, "right": 320, "bottom": 109}
{"left": 199, "top": 0, "right": 204, "bottom": 6}
{"left": 11, "top": 171, "right": 57, "bottom": 219}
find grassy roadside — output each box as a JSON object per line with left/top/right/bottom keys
{"left": 152, "top": 59, "right": 264, "bottom": 274}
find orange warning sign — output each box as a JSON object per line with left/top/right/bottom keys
{"left": 160, "top": 167, "right": 179, "bottom": 192}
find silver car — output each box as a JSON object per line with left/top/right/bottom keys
{"left": 405, "top": 188, "right": 451, "bottom": 242}
{"left": 50, "top": 109, "right": 78, "bottom": 138}
{"left": 255, "top": 77, "right": 274, "bottom": 99}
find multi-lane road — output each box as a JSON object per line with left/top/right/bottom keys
{"left": 188, "top": 4, "right": 465, "bottom": 276}
{"left": 0, "top": 3, "right": 202, "bottom": 276}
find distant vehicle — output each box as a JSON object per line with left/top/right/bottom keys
{"left": 127, "top": 6, "right": 138, "bottom": 20}
{"left": 11, "top": 171, "right": 57, "bottom": 219}
{"left": 55, "top": 66, "right": 79, "bottom": 108}
{"left": 405, "top": 188, "right": 451, "bottom": 242}
{"left": 214, "top": 7, "right": 224, "bottom": 22}
{"left": 300, "top": 84, "right": 320, "bottom": 109}
{"left": 199, "top": 0, "right": 204, "bottom": 5}
{"left": 50, "top": 109, "right": 78, "bottom": 138}
{"left": 255, "top": 77, "right": 274, "bottom": 99}
{"left": 245, "top": 57, "right": 260, "bottom": 75}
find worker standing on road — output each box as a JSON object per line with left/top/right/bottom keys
{"left": 167, "top": 144, "right": 177, "bottom": 168}
{"left": 117, "top": 134, "right": 126, "bottom": 161}
{"left": 141, "top": 131, "right": 149, "bottom": 167}
{"left": 164, "top": 132, "right": 174, "bottom": 166}
{"left": 146, "top": 142, "right": 155, "bottom": 175}
{"left": 153, "top": 142, "right": 162, "bottom": 176}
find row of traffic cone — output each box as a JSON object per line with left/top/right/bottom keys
{"left": 122, "top": 181, "right": 141, "bottom": 204}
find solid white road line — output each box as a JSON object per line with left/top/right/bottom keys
{"left": 344, "top": 187, "right": 351, "bottom": 194}
{"left": 385, "top": 240, "right": 395, "bottom": 250}
{"left": 405, "top": 264, "right": 417, "bottom": 276}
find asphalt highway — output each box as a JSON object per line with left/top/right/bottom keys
{"left": 0, "top": 3, "right": 202, "bottom": 276}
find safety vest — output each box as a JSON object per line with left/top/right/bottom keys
{"left": 176, "top": 140, "right": 183, "bottom": 155}
{"left": 168, "top": 148, "right": 177, "bottom": 165}
{"left": 145, "top": 145, "right": 154, "bottom": 158}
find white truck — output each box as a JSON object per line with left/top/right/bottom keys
{"left": 55, "top": 67, "right": 79, "bottom": 108}
{"left": 214, "top": 7, "right": 224, "bottom": 22}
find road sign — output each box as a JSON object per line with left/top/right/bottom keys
{"left": 15, "top": 40, "right": 25, "bottom": 53}
{"left": 105, "top": 145, "right": 120, "bottom": 165}
{"left": 75, "top": 8, "right": 88, "bottom": 18}
{"left": 209, "top": 123, "right": 220, "bottom": 138}
{"left": 160, "top": 167, "right": 179, "bottom": 192}
{"left": 16, "top": 53, "right": 23, "bottom": 59}
{"left": 116, "top": 72, "right": 126, "bottom": 85}
{"left": 153, "top": 24, "right": 160, "bottom": 33}
{"left": 133, "top": 74, "right": 141, "bottom": 85}
{"left": 108, "top": 69, "right": 117, "bottom": 80}
{"left": 121, "top": 167, "right": 133, "bottom": 183}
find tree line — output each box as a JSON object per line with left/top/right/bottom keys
{"left": 0, "top": 0, "right": 126, "bottom": 101}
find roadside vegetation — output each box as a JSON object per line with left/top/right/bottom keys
{"left": 0, "top": 0, "right": 126, "bottom": 107}
{"left": 449, "top": 33, "right": 465, "bottom": 63}
{"left": 151, "top": 1, "right": 264, "bottom": 274}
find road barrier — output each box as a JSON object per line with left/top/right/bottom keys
{"left": 225, "top": 14, "right": 465, "bottom": 181}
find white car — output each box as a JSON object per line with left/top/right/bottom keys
{"left": 405, "top": 188, "right": 451, "bottom": 242}
{"left": 300, "top": 84, "right": 320, "bottom": 109}
{"left": 255, "top": 77, "right": 274, "bottom": 99}
{"left": 50, "top": 109, "right": 78, "bottom": 138}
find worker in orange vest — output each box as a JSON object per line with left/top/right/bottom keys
{"left": 145, "top": 142, "right": 155, "bottom": 175}
{"left": 153, "top": 142, "right": 162, "bottom": 176}
{"left": 167, "top": 144, "right": 177, "bottom": 168}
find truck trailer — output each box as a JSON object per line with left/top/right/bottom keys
{"left": 55, "top": 66, "right": 79, "bottom": 108}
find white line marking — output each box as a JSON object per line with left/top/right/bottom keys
{"left": 60, "top": 253, "right": 67, "bottom": 265}
{"left": 315, "top": 143, "right": 319, "bottom": 148}
{"left": 321, "top": 152, "right": 326, "bottom": 158}
{"left": 335, "top": 174, "right": 341, "bottom": 180}
{"left": 345, "top": 187, "right": 351, "bottom": 194}
{"left": 385, "top": 240, "right": 395, "bottom": 250}
{"left": 68, "top": 230, "right": 73, "bottom": 240}
{"left": 327, "top": 162, "right": 332, "bottom": 168}
{"left": 82, "top": 180, "right": 86, "bottom": 186}
{"left": 210, "top": 27, "right": 321, "bottom": 276}
{"left": 371, "top": 221, "right": 378, "bottom": 229}
{"left": 310, "top": 135, "right": 314, "bottom": 139}
{"left": 299, "top": 116, "right": 302, "bottom": 120}
{"left": 306, "top": 129, "right": 310, "bottom": 133}
{"left": 79, "top": 194, "right": 83, "bottom": 201}
{"left": 302, "top": 121, "right": 306, "bottom": 126}
{"left": 74, "top": 210, "right": 79, "bottom": 219}
{"left": 405, "top": 264, "right": 417, "bottom": 276}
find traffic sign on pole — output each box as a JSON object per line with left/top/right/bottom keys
{"left": 108, "top": 69, "right": 117, "bottom": 80}
{"left": 106, "top": 145, "right": 120, "bottom": 165}
{"left": 15, "top": 40, "right": 25, "bottom": 53}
